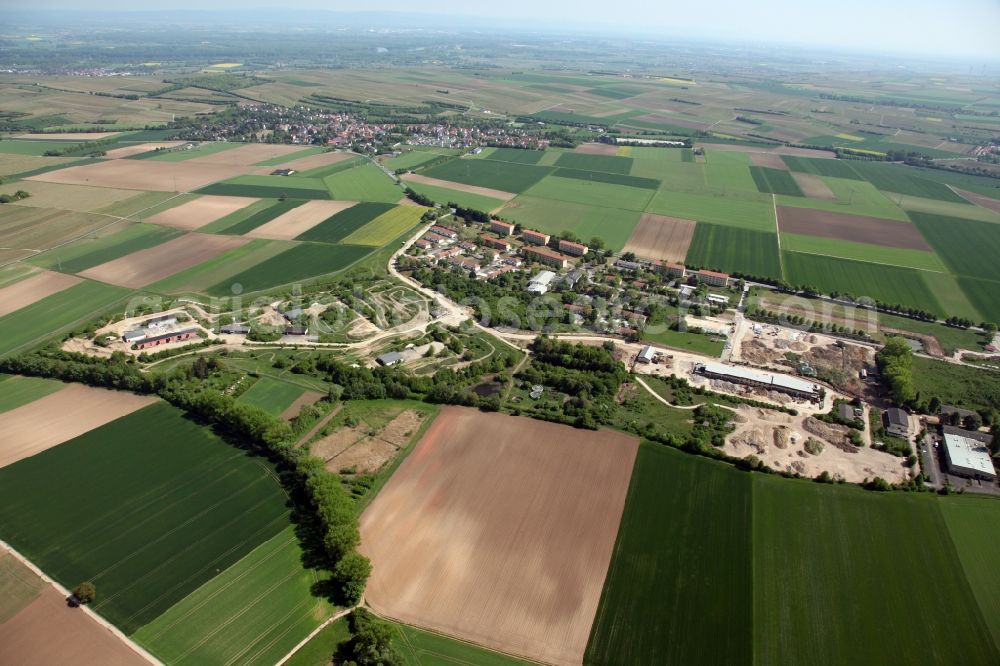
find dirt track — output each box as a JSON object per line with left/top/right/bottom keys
{"left": 0, "top": 384, "right": 156, "bottom": 469}
{"left": 776, "top": 206, "right": 933, "bottom": 250}
{"left": 0, "top": 270, "right": 81, "bottom": 317}
{"left": 246, "top": 200, "right": 357, "bottom": 240}
{"left": 360, "top": 406, "right": 638, "bottom": 666}
{"left": 401, "top": 173, "right": 517, "bottom": 201}
{"left": 622, "top": 213, "right": 696, "bottom": 262}
{"left": 147, "top": 195, "right": 258, "bottom": 230}
{"left": 79, "top": 232, "right": 247, "bottom": 288}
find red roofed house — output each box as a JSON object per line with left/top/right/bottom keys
{"left": 429, "top": 225, "right": 458, "bottom": 239}
{"left": 479, "top": 234, "right": 512, "bottom": 252}
{"left": 558, "top": 239, "right": 588, "bottom": 256}
{"left": 414, "top": 238, "right": 434, "bottom": 250}
{"left": 521, "top": 229, "right": 550, "bottom": 246}
{"left": 523, "top": 246, "right": 567, "bottom": 269}
{"left": 660, "top": 262, "right": 686, "bottom": 278}
{"left": 134, "top": 328, "right": 199, "bottom": 350}
{"left": 695, "top": 269, "right": 730, "bottom": 287}
{"left": 490, "top": 220, "right": 516, "bottom": 236}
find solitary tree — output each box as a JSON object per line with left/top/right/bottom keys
{"left": 73, "top": 581, "right": 96, "bottom": 605}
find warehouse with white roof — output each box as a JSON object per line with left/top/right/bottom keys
{"left": 695, "top": 362, "right": 820, "bottom": 401}
{"left": 941, "top": 426, "right": 996, "bottom": 481}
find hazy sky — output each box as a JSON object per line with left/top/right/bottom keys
{"left": 15, "top": 0, "right": 1000, "bottom": 60}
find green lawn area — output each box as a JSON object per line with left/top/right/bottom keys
{"left": 322, "top": 163, "right": 402, "bottom": 203}
{"left": 134, "top": 526, "right": 331, "bottom": 666}
{"left": 0, "top": 401, "right": 291, "bottom": 634}
{"left": 27, "top": 223, "right": 182, "bottom": 273}
{"left": 400, "top": 180, "right": 505, "bottom": 212}
{"left": 422, "top": 158, "right": 553, "bottom": 193}
{"left": 779, "top": 233, "right": 948, "bottom": 272}
{"left": 646, "top": 190, "right": 776, "bottom": 232}
{"left": 524, "top": 175, "right": 655, "bottom": 212}
{"left": 777, "top": 176, "right": 909, "bottom": 221}
{"left": 877, "top": 312, "right": 986, "bottom": 355}
{"left": 296, "top": 202, "right": 395, "bottom": 243}
{"left": 236, "top": 376, "right": 307, "bottom": 416}
{"left": 585, "top": 444, "right": 752, "bottom": 666}
{"left": 912, "top": 356, "right": 1000, "bottom": 413}
{"left": 782, "top": 251, "right": 944, "bottom": 314}
{"left": 0, "top": 375, "right": 65, "bottom": 413}
{"left": 641, "top": 326, "right": 726, "bottom": 356}
{"left": 753, "top": 475, "right": 998, "bottom": 665}
{"left": 284, "top": 617, "right": 351, "bottom": 666}
{"left": 206, "top": 242, "right": 372, "bottom": 296}
{"left": 685, "top": 222, "right": 782, "bottom": 279}
{"left": 0, "top": 280, "right": 131, "bottom": 357}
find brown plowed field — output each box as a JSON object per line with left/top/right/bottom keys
{"left": 280, "top": 390, "right": 323, "bottom": 420}
{"left": 185, "top": 143, "right": 305, "bottom": 166}
{"left": 246, "top": 200, "right": 357, "bottom": 240}
{"left": 360, "top": 406, "right": 639, "bottom": 666}
{"left": 103, "top": 142, "right": 186, "bottom": 159}
{"left": 776, "top": 206, "right": 932, "bottom": 250}
{"left": 401, "top": 173, "right": 517, "bottom": 201}
{"left": 699, "top": 143, "right": 834, "bottom": 158}
{"left": 274, "top": 151, "right": 355, "bottom": 172}
{"left": 791, "top": 173, "right": 836, "bottom": 200}
{"left": 146, "top": 195, "right": 259, "bottom": 230}
{"left": 0, "top": 385, "right": 156, "bottom": 469}
{"left": 952, "top": 187, "right": 1000, "bottom": 214}
{"left": 0, "top": 557, "right": 147, "bottom": 666}
{"left": 78, "top": 232, "right": 248, "bottom": 287}
{"left": 574, "top": 143, "right": 619, "bottom": 156}
{"left": 622, "top": 213, "right": 696, "bottom": 262}
{"left": 0, "top": 270, "right": 81, "bottom": 317}
{"left": 749, "top": 152, "right": 790, "bottom": 169}
{"left": 27, "top": 159, "right": 265, "bottom": 192}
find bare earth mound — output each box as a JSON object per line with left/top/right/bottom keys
{"left": 360, "top": 406, "right": 639, "bottom": 666}
{"left": 574, "top": 143, "right": 619, "bottom": 156}
{"left": 749, "top": 152, "right": 790, "bottom": 169}
{"left": 247, "top": 200, "right": 357, "bottom": 240}
{"left": 185, "top": 143, "right": 305, "bottom": 166}
{"left": 27, "top": 159, "right": 264, "bottom": 192}
{"left": 623, "top": 213, "right": 696, "bottom": 262}
{"left": 103, "top": 142, "right": 186, "bottom": 159}
{"left": 79, "top": 232, "right": 248, "bottom": 288}
{"left": 147, "top": 195, "right": 259, "bottom": 230}
{"left": 0, "top": 384, "right": 156, "bottom": 469}
{"left": 791, "top": 172, "right": 836, "bottom": 200}
{"left": 401, "top": 173, "right": 517, "bottom": 202}
{"left": 274, "top": 151, "right": 355, "bottom": 172}
{"left": 776, "top": 206, "right": 932, "bottom": 250}
{"left": 0, "top": 270, "right": 81, "bottom": 317}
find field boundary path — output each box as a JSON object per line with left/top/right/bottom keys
{"left": 0, "top": 539, "right": 164, "bottom": 666}
{"left": 274, "top": 605, "right": 356, "bottom": 666}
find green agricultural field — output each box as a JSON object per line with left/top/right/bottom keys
{"left": 777, "top": 177, "right": 908, "bottom": 221}
{"left": 554, "top": 152, "right": 634, "bottom": 174}
{"left": 423, "top": 158, "right": 553, "bottom": 193}
{"left": 28, "top": 223, "right": 181, "bottom": 273}
{"left": 340, "top": 204, "right": 424, "bottom": 246}
{"left": 391, "top": 621, "right": 538, "bottom": 666}
{"left": 100, "top": 192, "right": 198, "bottom": 220}
{"left": 782, "top": 251, "right": 943, "bottom": 313}
{"left": 400, "top": 180, "right": 505, "bottom": 212}
{"left": 384, "top": 150, "right": 449, "bottom": 171}
{"left": 253, "top": 146, "right": 325, "bottom": 166}
{"left": 940, "top": 497, "right": 1000, "bottom": 653}
{"left": 483, "top": 148, "right": 546, "bottom": 164}
{"left": 779, "top": 233, "right": 947, "bottom": 272}
{"left": 877, "top": 312, "right": 985, "bottom": 355}
{"left": 912, "top": 356, "right": 1000, "bottom": 413}
{"left": 642, "top": 161, "right": 708, "bottom": 190}
{"left": 753, "top": 476, "right": 998, "bottom": 665}
{"left": 641, "top": 327, "right": 726, "bottom": 356}
{"left": 284, "top": 617, "right": 351, "bottom": 666}
{"left": 0, "top": 280, "right": 131, "bottom": 357}
{"left": 145, "top": 239, "right": 292, "bottom": 295}
{"left": 236, "top": 377, "right": 307, "bottom": 416}
{"left": 957, "top": 276, "right": 1000, "bottom": 323}
{"left": 0, "top": 402, "right": 291, "bottom": 634}
{"left": 196, "top": 198, "right": 278, "bottom": 234}
{"left": 574, "top": 206, "right": 642, "bottom": 251}
{"left": 909, "top": 212, "right": 1000, "bottom": 282}
{"left": 704, "top": 163, "right": 759, "bottom": 195}
{"left": 750, "top": 166, "right": 804, "bottom": 196}
{"left": 141, "top": 141, "right": 241, "bottom": 162}
{"left": 898, "top": 193, "right": 1000, "bottom": 224}
{"left": 206, "top": 242, "right": 372, "bottom": 295}
{"left": 524, "top": 175, "right": 655, "bottom": 212}
{"left": 296, "top": 202, "right": 395, "bottom": 243}
{"left": 646, "top": 190, "right": 776, "bottom": 231}
{"left": 198, "top": 175, "right": 332, "bottom": 200}
{"left": 552, "top": 168, "right": 659, "bottom": 190}
{"left": 134, "top": 527, "right": 331, "bottom": 666}
{"left": 322, "top": 163, "right": 402, "bottom": 203}
{"left": 686, "top": 222, "right": 781, "bottom": 279}
{"left": 586, "top": 444, "right": 752, "bottom": 666}
{"left": 781, "top": 156, "right": 864, "bottom": 180}
{"left": 0, "top": 139, "right": 80, "bottom": 156}
{"left": 848, "top": 162, "right": 969, "bottom": 203}
{"left": 219, "top": 199, "right": 308, "bottom": 236}
{"left": 0, "top": 375, "right": 64, "bottom": 413}
{"left": 293, "top": 156, "right": 366, "bottom": 179}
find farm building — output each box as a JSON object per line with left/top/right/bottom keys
{"left": 636, "top": 345, "right": 656, "bottom": 364}
{"left": 527, "top": 270, "right": 557, "bottom": 295}
{"left": 695, "top": 269, "right": 730, "bottom": 287}
{"left": 558, "top": 239, "right": 588, "bottom": 257}
{"left": 523, "top": 246, "right": 567, "bottom": 269}
{"left": 695, "top": 362, "right": 820, "bottom": 401}
{"left": 134, "top": 328, "right": 199, "bottom": 350}
{"left": 521, "top": 229, "right": 550, "bottom": 246}
{"left": 479, "top": 235, "right": 512, "bottom": 252}
{"left": 220, "top": 324, "right": 250, "bottom": 334}
{"left": 941, "top": 426, "right": 996, "bottom": 481}
{"left": 490, "top": 220, "right": 515, "bottom": 236}
{"left": 144, "top": 314, "right": 178, "bottom": 330}
{"left": 883, "top": 408, "right": 910, "bottom": 438}
{"left": 122, "top": 329, "right": 146, "bottom": 343}
{"left": 376, "top": 351, "right": 404, "bottom": 366}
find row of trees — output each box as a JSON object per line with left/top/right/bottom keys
{"left": 877, "top": 336, "right": 916, "bottom": 406}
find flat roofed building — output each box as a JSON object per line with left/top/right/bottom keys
{"left": 527, "top": 270, "right": 557, "bottom": 294}
{"left": 523, "top": 246, "right": 567, "bottom": 269}
{"left": 706, "top": 294, "right": 730, "bottom": 305}
{"left": 696, "top": 362, "right": 820, "bottom": 401}
{"left": 490, "top": 220, "right": 515, "bottom": 236}
{"left": 558, "top": 239, "right": 588, "bottom": 256}
{"left": 522, "top": 229, "right": 550, "bottom": 246}
{"left": 695, "top": 269, "right": 730, "bottom": 287}
{"left": 942, "top": 426, "right": 996, "bottom": 480}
